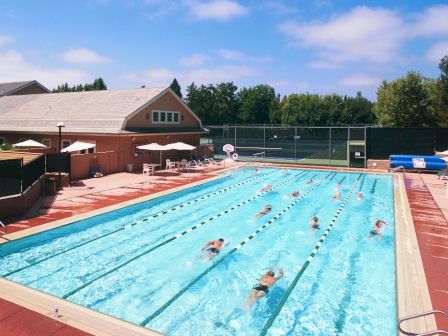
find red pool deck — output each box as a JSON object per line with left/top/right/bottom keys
{"left": 404, "top": 173, "right": 448, "bottom": 331}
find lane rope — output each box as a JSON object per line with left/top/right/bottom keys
{"left": 61, "top": 171, "right": 308, "bottom": 300}
{"left": 2, "top": 169, "right": 277, "bottom": 278}
{"left": 139, "top": 172, "right": 335, "bottom": 327}
{"left": 259, "top": 174, "right": 362, "bottom": 336}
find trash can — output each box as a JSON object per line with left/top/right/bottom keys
{"left": 46, "top": 177, "right": 56, "bottom": 195}
{"left": 127, "top": 163, "right": 134, "bottom": 172}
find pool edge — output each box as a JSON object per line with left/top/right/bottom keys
{"left": 394, "top": 173, "right": 437, "bottom": 334}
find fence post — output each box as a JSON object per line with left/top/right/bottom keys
{"left": 20, "top": 158, "right": 24, "bottom": 195}
{"left": 329, "top": 127, "right": 332, "bottom": 167}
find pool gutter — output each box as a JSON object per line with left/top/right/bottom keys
{"left": 394, "top": 174, "right": 437, "bottom": 335}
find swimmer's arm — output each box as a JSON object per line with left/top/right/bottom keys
{"left": 201, "top": 241, "right": 212, "bottom": 250}
{"left": 274, "top": 268, "right": 284, "bottom": 280}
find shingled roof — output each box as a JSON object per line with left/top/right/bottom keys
{"left": 0, "top": 80, "right": 49, "bottom": 97}
{"left": 0, "top": 87, "right": 169, "bottom": 134}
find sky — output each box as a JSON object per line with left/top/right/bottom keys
{"left": 0, "top": 0, "right": 447, "bottom": 100}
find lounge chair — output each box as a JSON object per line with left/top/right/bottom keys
{"left": 204, "top": 157, "right": 222, "bottom": 165}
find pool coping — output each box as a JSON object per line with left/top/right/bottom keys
{"left": 394, "top": 174, "right": 437, "bottom": 334}
{"left": 0, "top": 166, "right": 437, "bottom": 335}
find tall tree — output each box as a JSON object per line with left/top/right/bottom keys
{"left": 170, "top": 78, "right": 182, "bottom": 99}
{"left": 435, "top": 55, "right": 448, "bottom": 126}
{"left": 374, "top": 72, "right": 437, "bottom": 127}
{"left": 238, "top": 84, "right": 277, "bottom": 124}
{"left": 52, "top": 77, "right": 107, "bottom": 92}
{"left": 341, "top": 92, "right": 376, "bottom": 125}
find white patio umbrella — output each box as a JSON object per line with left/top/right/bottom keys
{"left": 164, "top": 142, "right": 196, "bottom": 150}
{"left": 12, "top": 139, "right": 47, "bottom": 148}
{"left": 137, "top": 143, "right": 168, "bottom": 165}
{"left": 61, "top": 141, "right": 95, "bottom": 153}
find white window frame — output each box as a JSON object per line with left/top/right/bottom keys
{"left": 0, "top": 137, "right": 5, "bottom": 146}
{"left": 42, "top": 138, "right": 51, "bottom": 148}
{"left": 152, "top": 110, "right": 180, "bottom": 124}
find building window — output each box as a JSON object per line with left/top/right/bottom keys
{"left": 42, "top": 138, "right": 51, "bottom": 147}
{"left": 152, "top": 110, "right": 180, "bottom": 124}
{"left": 0, "top": 137, "right": 5, "bottom": 145}
{"left": 80, "top": 140, "right": 96, "bottom": 154}
{"left": 62, "top": 140, "right": 71, "bottom": 149}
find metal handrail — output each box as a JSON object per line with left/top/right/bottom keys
{"left": 0, "top": 220, "right": 6, "bottom": 234}
{"left": 399, "top": 310, "right": 448, "bottom": 335}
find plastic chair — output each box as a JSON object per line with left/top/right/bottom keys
{"left": 166, "top": 159, "right": 176, "bottom": 171}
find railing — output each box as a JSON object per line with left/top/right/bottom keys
{"left": 0, "top": 220, "right": 6, "bottom": 234}
{"left": 398, "top": 310, "right": 448, "bottom": 335}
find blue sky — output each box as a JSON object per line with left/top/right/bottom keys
{"left": 0, "top": 0, "right": 447, "bottom": 100}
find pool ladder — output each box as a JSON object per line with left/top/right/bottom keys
{"left": 0, "top": 220, "right": 6, "bottom": 234}
{"left": 399, "top": 310, "right": 448, "bottom": 335}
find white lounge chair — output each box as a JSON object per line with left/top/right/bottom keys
{"left": 143, "top": 163, "right": 151, "bottom": 175}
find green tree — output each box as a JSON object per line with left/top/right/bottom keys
{"left": 169, "top": 78, "right": 182, "bottom": 99}
{"left": 279, "top": 93, "right": 327, "bottom": 125}
{"left": 374, "top": 72, "right": 437, "bottom": 127}
{"left": 238, "top": 84, "right": 277, "bottom": 124}
{"left": 341, "top": 92, "right": 376, "bottom": 125}
{"left": 434, "top": 55, "right": 448, "bottom": 126}
{"left": 52, "top": 77, "right": 107, "bottom": 93}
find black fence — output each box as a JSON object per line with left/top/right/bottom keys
{"left": 0, "top": 153, "right": 71, "bottom": 198}
{"left": 366, "top": 128, "right": 448, "bottom": 159}
{"left": 207, "top": 125, "right": 448, "bottom": 166}
{"left": 0, "top": 159, "right": 22, "bottom": 197}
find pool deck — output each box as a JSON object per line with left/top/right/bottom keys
{"left": 403, "top": 173, "right": 448, "bottom": 331}
{"left": 0, "top": 166, "right": 447, "bottom": 335}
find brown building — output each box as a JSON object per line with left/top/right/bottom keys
{"left": 0, "top": 80, "right": 50, "bottom": 97}
{"left": 0, "top": 86, "right": 207, "bottom": 178}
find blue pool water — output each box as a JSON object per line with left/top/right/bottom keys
{"left": 0, "top": 167, "right": 396, "bottom": 335}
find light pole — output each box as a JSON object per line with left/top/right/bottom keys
{"left": 57, "top": 121, "right": 65, "bottom": 190}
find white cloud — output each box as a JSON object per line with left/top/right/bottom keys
{"left": 59, "top": 48, "right": 113, "bottom": 64}
{"left": 308, "top": 60, "right": 342, "bottom": 69}
{"left": 122, "top": 64, "right": 259, "bottom": 87}
{"left": 180, "top": 53, "right": 210, "bottom": 67}
{"left": 338, "top": 72, "right": 381, "bottom": 87}
{"left": 426, "top": 41, "right": 448, "bottom": 63}
{"left": 217, "top": 49, "right": 271, "bottom": 63}
{"left": 412, "top": 5, "right": 448, "bottom": 37}
{"left": 0, "top": 50, "right": 91, "bottom": 88}
{"left": 186, "top": 0, "right": 248, "bottom": 21}
{"left": 263, "top": 1, "right": 299, "bottom": 16}
{"left": 279, "top": 6, "right": 407, "bottom": 66}
{"left": 0, "top": 35, "right": 14, "bottom": 46}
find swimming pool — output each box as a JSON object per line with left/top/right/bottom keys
{"left": 0, "top": 167, "right": 396, "bottom": 335}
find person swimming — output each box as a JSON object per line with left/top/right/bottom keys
{"left": 332, "top": 191, "right": 341, "bottom": 201}
{"left": 310, "top": 216, "right": 320, "bottom": 230}
{"left": 357, "top": 192, "right": 363, "bottom": 200}
{"left": 281, "top": 168, "right": 288, "bottom": 174}
{"left": 370, "top": 220, "right": 387, "bottom": 239}
{"left": 247, "top": 268, "right": 284, "bottom": 307}
{"left": 201, "top": 238, "right": 225, "bottom": 260}
{"left": 291, "top": 191, "right": 299, "bottom": 197}
{"left": 260, "top": 185, "right": 273, "bottom": 192}
{"left": 255, "top": 205, "right": 272, "bottom": 218}
{"left": 306, "top": 179, "right": 313, "bottom": 184}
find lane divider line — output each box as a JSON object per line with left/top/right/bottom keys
{"left": 2, "top": 169, "right": 278, "bottom": 278}
{"left": 139, "top": 172, "right": 335, "bottom": 327}
{"left": 61, "top": 171, "right": 308, "bottom": 300}
{"left": 258, "top": 174, "right": 362, "bottom": 336}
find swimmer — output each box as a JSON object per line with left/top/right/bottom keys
{"left": 332, "top": 191, "right": 341, "bottom": 201}
{"left": 357, "top": 192, "right": 363, "bottom": 200}
{"left": 201, "top": 238, "right": 225, "bottom": 260}
{"left": 291, "top": 191, "right": 299, "bottom": 197}
{"left": 306, "top": 179, "right": 313, "bottom": 184}
{"left": 336, "top": 183, "right": 343, "bottom": 189}
{"left": 255, "top": 205, "right": 272, "bottom": 218}
{"left": 247, "top": 268, "right": 284, "bottom": 308}
{"left": 310, "top": 216, "right": 320, "bottom": 230}
{"left": 369, "top": 220, "right": 387, "bottom": 240}
{"left": 281, "top": 168, "right": 288, "bottom": 174}
{"left": 260, "top": 184, "right": 273, "bottom": 192}
{"left": 254, "top": 168, "right": 260, "bottom": 173}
